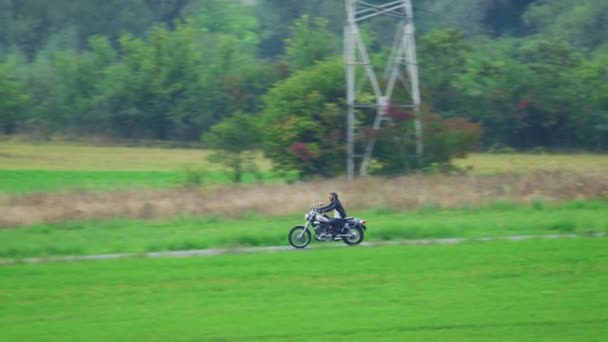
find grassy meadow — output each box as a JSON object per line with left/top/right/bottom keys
{"left": 0, "top": 170, "right": 182, "bottom": 193}
{"left": 453, "top": 153, "right": 608, "bottom": 175}
{"left": 0, "top": 169, "right": 286, "bottom": 193}
{"left": 1, "top": 142, "right": 607, "bottom": 341}
{"left": 1, "top": 142, "right": 607, "bottom": 194}
{"left": 1, "top": 141, "right": 607, "bottom": 232}
{"left": 0, "top": 142, "right": 277, "bottom": 193}
{"left": 0, "top": 141, "right": 236, "bottom": 171}
{"left": 1, "top": 238, "right": 607, "bottom": 341}
{"left": 1, "top": 200, "right": 606, "bottom": 259}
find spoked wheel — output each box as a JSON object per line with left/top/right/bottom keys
{"left": 342, "top": 226, "right": 364, "bottom": 246}
{"left": 288, "top": 226, "right": 311, "bottom": 249}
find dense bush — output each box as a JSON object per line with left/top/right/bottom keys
{"left": 261, "top": 59, "right": 482, "bottom": 177}
{"left": 261, "top": 58, "right": 346, "bottom": 177}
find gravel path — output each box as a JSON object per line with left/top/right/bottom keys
{"left": 1, "top": 233, "right": 605, "bottom": 266}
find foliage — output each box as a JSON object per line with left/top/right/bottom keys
{"left": 576, "top": 53, "right": 608, "bottom": 149}
{"left": 4, "top": 15, "right": 281, "bottom": 140}
{"left": 255, "top": 0, "right": 344, "bottom": 56}
{"left": 524, "top": 0, "right": 608, "bottom": 51}
{"left": 262, "top": 55, "right": 481, "bottom": 177}
{"left": 370, "top": 109, "right": 482, "bottom": 174}
{"left": 261, "top": 58, "right": 346, "bottom": 177}
{"left": 419, "top": 29, "right": 607, "bottom": 151}
{"left": 418, "top": 29, "right": 471, "bottom": 116}
{"left": 424, "top": 115, "right": 483, "bottom": 163}
{"left": 0, "top": 62, "right": 30, "bottom": 134}
{"left": 0, "top": 0, "right": 156, "bottom": 58}
{"left": 415, "top": 0, "right": 488, "bottom": 36}
{"left": 186, "top": 0, "right": 260, "bottom": 47}
{"left": 284, "top": 15, "right": 338, "bottom": 73}
{"left": 450, "top": 38, "right": 529, "bottom": 147}
{"left": 103, "top": 23, "right": 208, "bottom": 139}
{"left": 203, "top": 113, "right": 262, "bottom": 182}
{"left": 1, "top": 0, "right": 608, "bottom": 178}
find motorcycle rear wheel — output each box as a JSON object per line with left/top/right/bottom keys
{"left": 342, "top": 226, "right": 364, "bottom": 246}
{"left": 288, "top": 226, "right": 311, "bottom": 249}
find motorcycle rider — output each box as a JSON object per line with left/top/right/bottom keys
{"left": 318, "top": 192, "right": 347, "bottom": 234}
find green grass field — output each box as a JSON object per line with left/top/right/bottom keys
{"left": 1, "top": 238, "right": 607, "bottom": 341}
{"left": 2, "top": 142, "right": 604, "bottom": 174}
{"left": 1, "top": 142, "right": 607, "bottom": 194}
{"left": 0, "top": 142, "right": 285, "bottom": 193}
{"left": 0, "top": 141, "right": 238, "bottom": 171}
{"left": 2, "top": 143, "right": 606, "bottom": 341}
{"left": 0, "top": 169, "right": 285, "bottom": 193}
{"left": 1, "top": 200, "right": 606, "bottom": 259}
{"left": 0, "top": 170, "right": 182, "bottom": 193}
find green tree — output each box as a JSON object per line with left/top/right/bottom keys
{"left": 0, "top": 63, "right": 30, "bottom": 134}
{"left": 415, "top": 0, "right": 487, "bottom": 36}
{"left": 284, "top": 15, "right": 338, "bottom": 73}
{"left": 0, "top": 0, "right": 156, "bottom": 58}
{"left": 262, "top": 54, "right": 483, "bottom": 178}
{"left": 418, "top": 29, "right": 471, "bottom": 116}
{"left": 202, "top": 113, "right": 261, "bottom": 183}
{"left": 451, "top": 38, "right": 531, "bottom": 147}
{"left": 186, "top": 0, "right": 259, "bottom": 48}
{"left": 576, "top": 53, "right": 608, "bottom": 149}
{"left": 524, "top": 0, "right": 608, "bottom": 51}
{"left": 261, "top": 58, "right": 346, "bottom": 177}
{"left": 255, "top": 0, "right": 342, "bottom": 57}
{"left": 96, "top": 22, "right": 208, "bottom": 139}
{"left": 521, "top": 39, "right": 585, "bottom": 147}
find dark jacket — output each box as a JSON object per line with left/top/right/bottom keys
{"left": 318, "top": 199, "right": 347, "bottom": 219}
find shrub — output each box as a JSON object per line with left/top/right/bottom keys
{"left": 373, "top": 108, "right": 483, "bottom": 174}
{"left": 181, "top": 166, "right": 206, "bottom": 186}
{"left": 488, "top": 143, "right": 516, "bottom": 154}
{"left": 261, "top": 59, "right": 482, "bottom": 177}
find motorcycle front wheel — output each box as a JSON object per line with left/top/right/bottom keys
{"left": 342, "top": 226, "right": 364, "bottom": 246}
{"left": 288, "top": 226, "right": 311, "bottom": 249}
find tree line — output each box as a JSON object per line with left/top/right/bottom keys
{"left": 0, "top": 0, "right": 607, "bottom": 177}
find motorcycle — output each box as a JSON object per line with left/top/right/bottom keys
{"left": 288, "top": 203, "right": 367, "bottom": 249}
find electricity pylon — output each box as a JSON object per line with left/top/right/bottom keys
{"left": 345, "top": 0, "right": 422, "bottom": 180}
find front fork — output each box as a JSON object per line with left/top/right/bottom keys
{"left": 297, "top": 221, "right": 311, "bottom": 239}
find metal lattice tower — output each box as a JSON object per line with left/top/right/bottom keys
{"left": 345, "top": 0, "right": 422, "bottom": 180}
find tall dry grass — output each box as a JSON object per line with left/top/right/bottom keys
{"left": 1, "top": 170, "right": 607, "bottom": 228}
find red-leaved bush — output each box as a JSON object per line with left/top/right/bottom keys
{"left": 289, "top": 142, "right": 315, "bottom": 161}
